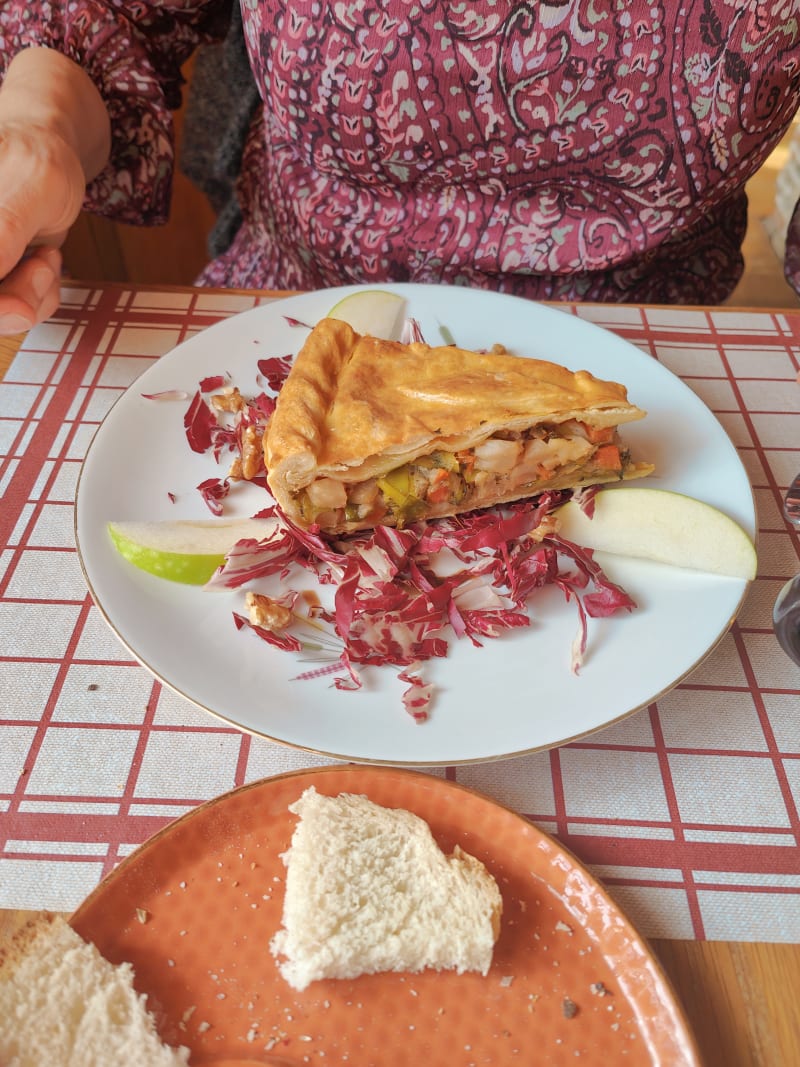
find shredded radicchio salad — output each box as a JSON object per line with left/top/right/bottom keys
{"left": 165, "top": 320, "right": 635, "bottom": 723}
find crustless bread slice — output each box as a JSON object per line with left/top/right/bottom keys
{"left": 0, "top": 913, "right": 189, "bottom": 1067}
{"left": 270, "top": 788, "right": 503, "bottom": 991}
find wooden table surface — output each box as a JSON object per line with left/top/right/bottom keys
{"left": 2, "top": 327, "right": 799, "bottom": 1067}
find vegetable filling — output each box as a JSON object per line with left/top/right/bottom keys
{"left": 298, "top": 421, "right": 629, "bottom": 528}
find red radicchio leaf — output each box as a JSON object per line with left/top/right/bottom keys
{"left": 455, "top": 507, "right": 546, "bottom": 553}
{"left": 571, "top": 484, "right": 600, "bottom": 518}
{"left": 559, "top": 585, "right": 589, "bottom": 674}
{"left": 282, "top": 517, "right": 350, "bottom": 568}
{"left": 199, "top": 373, "right": 229, "bottom": 393}
{"left": 503, "top": 542, "right": 560, "bottom": 602}
{"left": 345, "top": 598, "right": 450, "bottom": 666}
{"left": 398, "top": 663, "right": 434, "bottom": 723}
{"left": 366, "top": 523, "right": 421, "bottom": 567}
{"left": 257, "top": 354, "right": 293, "bottom": 391}
{"left": 547, "top": 534, "right": 637, "bottom": 618}
{"left": 209, "top": 423, "right": 238, "bottom": 460}
{"left": 141, "top": 389, "right": 190, "bottom": 401}
{"left": 196, "top": 476, "right": 230, "bottom": 516}
{"left": 247, "top": 392, "right": 277, "bottom": 420}
{"left": 184, "top": 391, "right": 218, "bottom": 453}
{"left": 233, "top": 612, "right": 303, "bottom": 652}
{"left": 418, "top": 492, "right": 565, "bottom": 557}
{"left": 333, "top": 559, "right": 362, "bottom": 640}
{"left": 205, "top": 529, "right": 306, "bottom": 588}
{"left": 582, "top": 583, "right": 638, "bottom": 617}
{"left": 331, "top": 653, "right": 362, "bottom": 691}
{"left": 460, "top": 607, "right": 530, "bottom": 642}
{"left": 400, "top": 318, "right": 426, "bottom": 344}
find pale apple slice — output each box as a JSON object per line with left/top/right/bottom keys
{"left": 555, "top": 488, "right": 757, "bottom": 579}
{"left": 327, "top": 289, "right": 405, "bottom": 339}
{"left": 107, "top": 518, "right": 277, "bottom": 585}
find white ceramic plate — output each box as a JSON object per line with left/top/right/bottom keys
{"left": 75, "top": 284, "right": 755, "bottom": 765}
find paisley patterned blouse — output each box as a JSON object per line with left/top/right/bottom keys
{"left": 2, "top": 1, "right": 800, "bottom": 303}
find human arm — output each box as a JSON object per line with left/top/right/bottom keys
{"left": 0, "top": 46, "right": 110, "bottom": 334}
{"left": 0, "top": 2, "right": 234, "bottom": 334}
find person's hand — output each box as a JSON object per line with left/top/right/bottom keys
{"left": 0, "top": 122, "right": 86, "bottom": 335}
{"left": 0, "top": 47, "right": 111, "bottom": 336}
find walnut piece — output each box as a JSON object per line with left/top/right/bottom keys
{"left": 246, "top": 591, "right": 293, "bottom": 631}
{"left": 211, "top": 387, "right": 246, "bottom": 413}
{"left": 240, "top": 424, "right": 264, "bottom": 481}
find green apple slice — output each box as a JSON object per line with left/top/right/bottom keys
{"left": 555, "top": 488, "right": 757, "bottom": 579}
{"left": 327, "top": 289, "right": 405, "bottom": 339}
{"left": 107, "top": 518, "right": 277, "bottom": 585}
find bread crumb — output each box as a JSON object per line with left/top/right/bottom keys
{"left": 555, "top": 920, "right": 573, "bottom": 935}
{"left": 136, "top": 908, "right": 149, "bottom": 924}
{"left": 500, "top": 975, "right": 514, "bottom": 987}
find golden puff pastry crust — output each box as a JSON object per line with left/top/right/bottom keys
{"left": 265, "top": 318, "right": 652, "bottom": 530}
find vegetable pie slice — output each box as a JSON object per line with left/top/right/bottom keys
{"left": 264, "top": 318, "right": 654, "bottom": 534}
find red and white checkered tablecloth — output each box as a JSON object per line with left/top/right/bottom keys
{"left": 1, "top": 284, "right": 799, "bottom": 942}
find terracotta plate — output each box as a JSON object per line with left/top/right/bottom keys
{"left": 71, "top": 766, "right": 700, "bottom": 1066}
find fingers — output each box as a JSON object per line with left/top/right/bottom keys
{"left": 0, "top": 121, "right": 86, "bottom": 281}
{"left": 0, "top": 246, "right": 62, "bottom": 335}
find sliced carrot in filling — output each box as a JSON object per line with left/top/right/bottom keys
{"left": 593, "top": 444, "right": 622, "bottom": 470}
{"left": 579, "top": 422, "right": 617, "bottom": 445}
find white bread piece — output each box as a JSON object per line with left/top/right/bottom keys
{"left": 0, "top": 913, "right": 190, "bottom": 1067}
{"left": 270, "top": 787, "right": 503, "bottom": 991}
